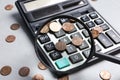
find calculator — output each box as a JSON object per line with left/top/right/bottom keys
{"left": 15, "top": 0, "right": 120, "bottom": 77}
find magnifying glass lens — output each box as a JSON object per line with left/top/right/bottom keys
{"left": 35, "top": 16, "right": 95, "bottom": 73}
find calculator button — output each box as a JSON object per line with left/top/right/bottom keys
{"left": 97, "top": 33, "right": 113, "bottom": 48}
{"left": 59, "top": 18, "right": 69, "bottom": 24}
{"left": 82, "top": 49, "right": 90, "bottom": 58}
{"left": 95, "top": 44, "right": 102, "bottom": 52}
{"left": 76, "top": 22, "right": 84, "bottom": 29}
{"left": 54, "top": 29, "right": 65, "bottom": 38}
{"left": 38, "top": 34, "right": 50, "bottom": 44}
{"left": 79, "top": 41, "right": 89, "bottom": 50}
{"left": 94, "top": 18, "right": 104, "bottom": 25}
{"left": 71, "top": 32, "right": 83, "bottom": 39}
{"left": 49, "top": 51, "right": 62, "bottom": 60}
{"left": 69, "top": 53, "right": 83, "bottom": 64}
{"left": 89, "top": 13, "right": 98, "bottom": 19}
{"left": 66, "top": 44, "right": 77, "bottom": 54}
{"left": 100, "top": 24, "right": 109, "bottom": 31}
{"left": 60, "top": 37, "right": 71, "bottom": 44}
{"left": 82, "top": 29, "right": 89, "bottom": 37}
{"left": 106, "top": 30, "right": 120, "bottom": 44}
{"left": 55, "top": 58, "right": 70, "bottom": 69}
{"left": 86, "top": 21, "right": 95, "bottom": 28}
{"left": 44, "top": 42, "right": 55, "bottom": 52}
{"left": 80, "top": 15, "right": 90, "bottom": 22}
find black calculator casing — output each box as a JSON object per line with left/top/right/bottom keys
{"left": 15, "top": 0, "right": 120, "bottom": 77}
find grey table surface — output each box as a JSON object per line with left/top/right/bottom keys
{"left": 1, "top": 0, "right": 120, "bottom": 80}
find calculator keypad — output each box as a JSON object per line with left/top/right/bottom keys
{"left": 37, "top": 11, "right": 120, "bottom": 71}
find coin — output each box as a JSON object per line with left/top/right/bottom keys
{"left": 19, "top": 67, "right": 30, "bottom": 77}
{"left": 38, "top": 62, "right": 47, "bottom": 70}
{"left": 99, "top": 70, "right": 111, "bottom": 80}
{"left": 32, "top": 74, "right": 44, "bottom": 80}
{"left": 62, "top": 22, "right": 75, "bottom": 32}
{"left": 93, "top": 26, "right": 103, "bottom": 33}
{"left": 5, "top": 35, "right": 16, "bottom": 43}
{"left": 58, "top": 75, "right": 69, "bottom": 80}
{"left": 72, "top": 37, "right": 83, "bottom": 46}
{"left": 40, "top": 24, "right": 50, "bottom": 33}
{"left": 49, "top": 22, "right": 62, "bottom": 32}
{"left": 5, "top": 4, "right": 13, "bottom": 10}
{"left": 10, "top": 23, "right": 20, "bottom": 30}
{"left": 69, "top": 19, "right": 76, "bottom": 23}
{"left": 91, "top": 29, "right": 99, "bottom": 38}
{"left": 0, "top": 66, "right": 12, "bottom": 76}
{"left": 55, "top": 41, "right": 66, "bottom": 51}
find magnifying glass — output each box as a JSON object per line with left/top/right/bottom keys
{"left": 34, "top": 15, "right": 120, "bottom": 77}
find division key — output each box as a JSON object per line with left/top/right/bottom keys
{"left": 97, "top": 33, "right": 113, "bottom": 48}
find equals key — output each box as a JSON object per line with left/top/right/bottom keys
{"left": 106, "top": 30, "right": 120, "bottom": 44}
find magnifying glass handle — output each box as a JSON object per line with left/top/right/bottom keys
{"left": 95, "top": 52, "right": 120, "bottom": 64}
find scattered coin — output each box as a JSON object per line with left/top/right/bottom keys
{"left": 0, "top": 66, "right": 12, "bottom": 76}
{"left": 62, "top": 22, "right": 75, "bottom": 32}
{"left": 10, "top": 23, "right": 20, "bottom": 30}
{"left": 49, "top": 22, "right": 62, "bottom": 32}
{"left": 99, "top": 70, "right": 111, "bottom": 80}
{"left": 38, "top": 62, "right": 47, "bottom": 70}
{"left": 58, "top": 75, "right": 69, "bottom": 80}
{"left": 19, "top": 67, "right": 30, "bottom": 77}
{"left": 93, "top": 26, "right": 103, "bottom": 33}
{"left": 5, "top": 35, "right": 16, "bottom": 43}
{"left": 40, "top": 24, "right": 50, "bottom": 33}
{"left": 72, "top": 37, "right": 83, "bottom": 46}
{"left": 32, "top": 74, "right": 44, "bottom": 80}
{"left": 55, "top": 41, "right": 67, "bottom": 51}
{"left": 91, "top": 29, "right": 99, "bottom": 38}
{"left": 5, "top": 4, "right": 13, "bottom": 10}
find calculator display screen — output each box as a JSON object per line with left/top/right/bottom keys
{"left": 24, "top": 0, "right": 68, "bottom": 11}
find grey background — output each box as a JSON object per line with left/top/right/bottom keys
{"left": 0, "top": 0, "right": 120, "bottom": 80}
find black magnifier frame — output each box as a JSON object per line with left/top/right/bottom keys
{"left": 34, "top": 15, "right": 120, "bottom": 77}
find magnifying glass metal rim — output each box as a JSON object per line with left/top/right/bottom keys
{"left": 34, "top": 15, "right": 95, "bottom": 76}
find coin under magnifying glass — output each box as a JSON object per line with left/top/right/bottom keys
{"left": 99, "top": 70, "right": 111, "bottom": 80}
{"left": 40, "top": 24, "right": 50, "bottom": 33}
{"left": 72, "top": 37, "right": 83, "bottom": 46}
{"left": 93, "top": 26, "right": 103, "bottom": 33}
{"left": 91, "top": 29, "right": 99, "bottom": 38}
{"left": 10, "top": 23, "right": 20, "bottom": 30}
{"left": 38, "top": 62, "right": 47, "bottom": 70}
{"left": 49, "top": 22, "right": 62, "bottom": 32}
{"left": 55, "top": 41, "right": 66, "bottom": 51}
{"left": 62, "top": 22, "right": 75, "bottom": 32}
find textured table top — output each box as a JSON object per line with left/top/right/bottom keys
{"left": 1, "top": 0, "right": 120, "bottom": 80}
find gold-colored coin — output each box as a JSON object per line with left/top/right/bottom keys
{"left": 49, "top": 22, "right": 62, "bottom": 32}
{"left": 10, "top": 23, "right": 20, "bottom": 30}
{"left": 91, "top": 29, "right": 99, "bottom": 38}
{"left": 62, "top": 22, "right": 75, "bottom": 32}
{"left": 32, "top": 74, "right": 44, "bottom": 80}
{"left": 38, "top": 62, "right": 47, "bottom": 70}
{"left": 40, "top": 24, "right": 50, "bottom": 33}
{"left": 72, "top": 37, "right": 83, "bottom": 46}
{"left": 99, "top": 70, "right": 111, "bottom": 80}
{"left": 5, "top": 35, "right": 16, "bottom": 43}
{"left": 93, "top": 26, "right": 103, "bottom": 33}
{"left": 58, "top": 75, "right": 69, "bottom": 80}
{"left": 0, "top": 66, "right": 12, "bottom": 76}
{"left": 55, "top": 41, "right": 66, "bottom": 51}
{"left": 5, "top": 4, "right": 13, "bottom": 10}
